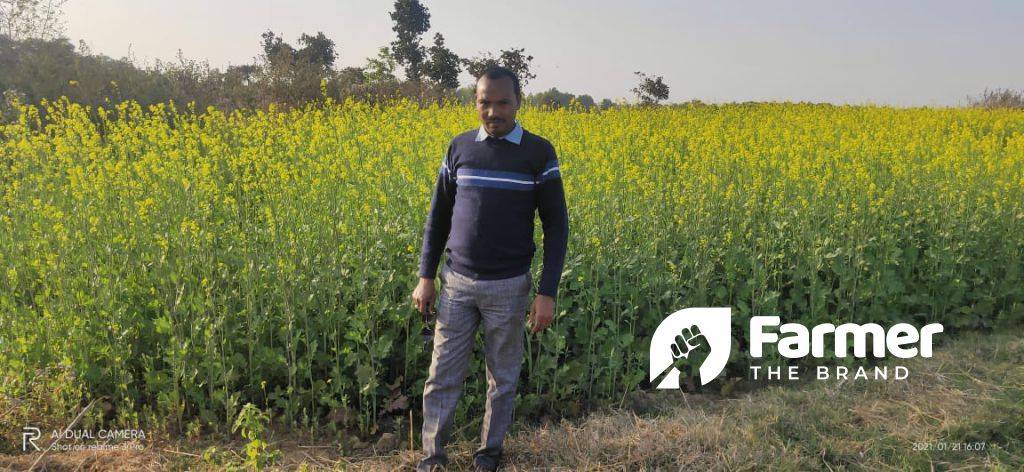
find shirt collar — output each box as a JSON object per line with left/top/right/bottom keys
{"left": 475, "top": 120, "right": 523, "bottom": 145}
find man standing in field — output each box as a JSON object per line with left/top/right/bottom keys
{"left": 411, "top": 66, "right": 570, "bottom": 471}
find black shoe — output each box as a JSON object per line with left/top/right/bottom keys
{"left": 472, "top": 457, "right": 499, "bottom": 471}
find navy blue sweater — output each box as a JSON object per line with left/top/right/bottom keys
{"left": 418, "top": 123, "right": 569, "bottom": 298}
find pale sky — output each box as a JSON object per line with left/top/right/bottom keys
{"left": 63, "top": 0, "right": 1023, "bottom": 106}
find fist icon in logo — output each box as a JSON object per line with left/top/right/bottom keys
{"left": 652, "top": 325, "right": 709, "bottom": 388}
{"left": 670, "top": 325, "right": 707, "bottom": 359}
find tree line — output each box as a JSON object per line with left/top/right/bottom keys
{"left": 0, "top": 0, "right": 677, "bottom": 121}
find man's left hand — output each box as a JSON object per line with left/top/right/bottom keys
{"left": 528, "top": 294, "right": 556, "bottom": 333}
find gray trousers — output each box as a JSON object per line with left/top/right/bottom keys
{"left": 418, "top": 262, "right": 532, "bottom": 470}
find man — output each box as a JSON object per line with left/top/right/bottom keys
{"left": 411, "top": 65, "right": 569, "bottom": 471}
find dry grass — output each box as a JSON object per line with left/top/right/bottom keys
{"left": 2, "top": 331, "right": 1021, "bottom": 471}
{"left": 362, "top": 330, "right": 1021, "bottom": 471}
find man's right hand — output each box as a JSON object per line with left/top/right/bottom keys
{"left": 412, "top": 277, "right": 437, "bottom": 317}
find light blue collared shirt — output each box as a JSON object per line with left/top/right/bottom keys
{"left": 475, "top": 120, "right": 523, "bottom": 145}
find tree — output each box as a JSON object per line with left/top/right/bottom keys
{"left": 335, "top": 66, "right": 366, "bottom": 86}
{"left": 461, "top": 51, "right": 497, "bottom": 79}
{"left": 526, "top": 87, "right": 595, "bottom": 109}
{"left": 498, "top": 47, "right": 535, "bottom": 86}
{"left": 255, "top": 30, "right": 338, "bottom": 106}
{"left": 422, "top": 33, "right": 460, "bottom": 89}
{"left": 226, "top": 64, "right": 259, "bottom": 87}
{"left": 364, "top": 46, "right": 398, "bottom": 84}
{"left": 389, "top": 0, "right": 430, "bottom": 82}
{"left": 260, "top": 30, "right": 336, "bottom": 72}
{"left": 296, "top": 32, "right": 337, "bottom": 71}
{"left": 260, "top": 30, "right": 293, "bottom": 63}
{"left": 631, "top": 71, "right": 669, "bottom": 105}
{"left": 462, "top": 47, "right": 535, "bottom": 87}
{"left": 0, "top": 0, "right": 67, "bottom": 41}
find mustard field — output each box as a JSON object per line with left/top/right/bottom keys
{"left": 1, "top": 97, "right": 1022, "bottom": 442}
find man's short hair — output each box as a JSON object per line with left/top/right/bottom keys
{"left": 476, "top": 65, "right": 522, "bottom": 102}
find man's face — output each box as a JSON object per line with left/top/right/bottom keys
{"left": 476, "top": 75, "right": 520, "bottom": 137}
